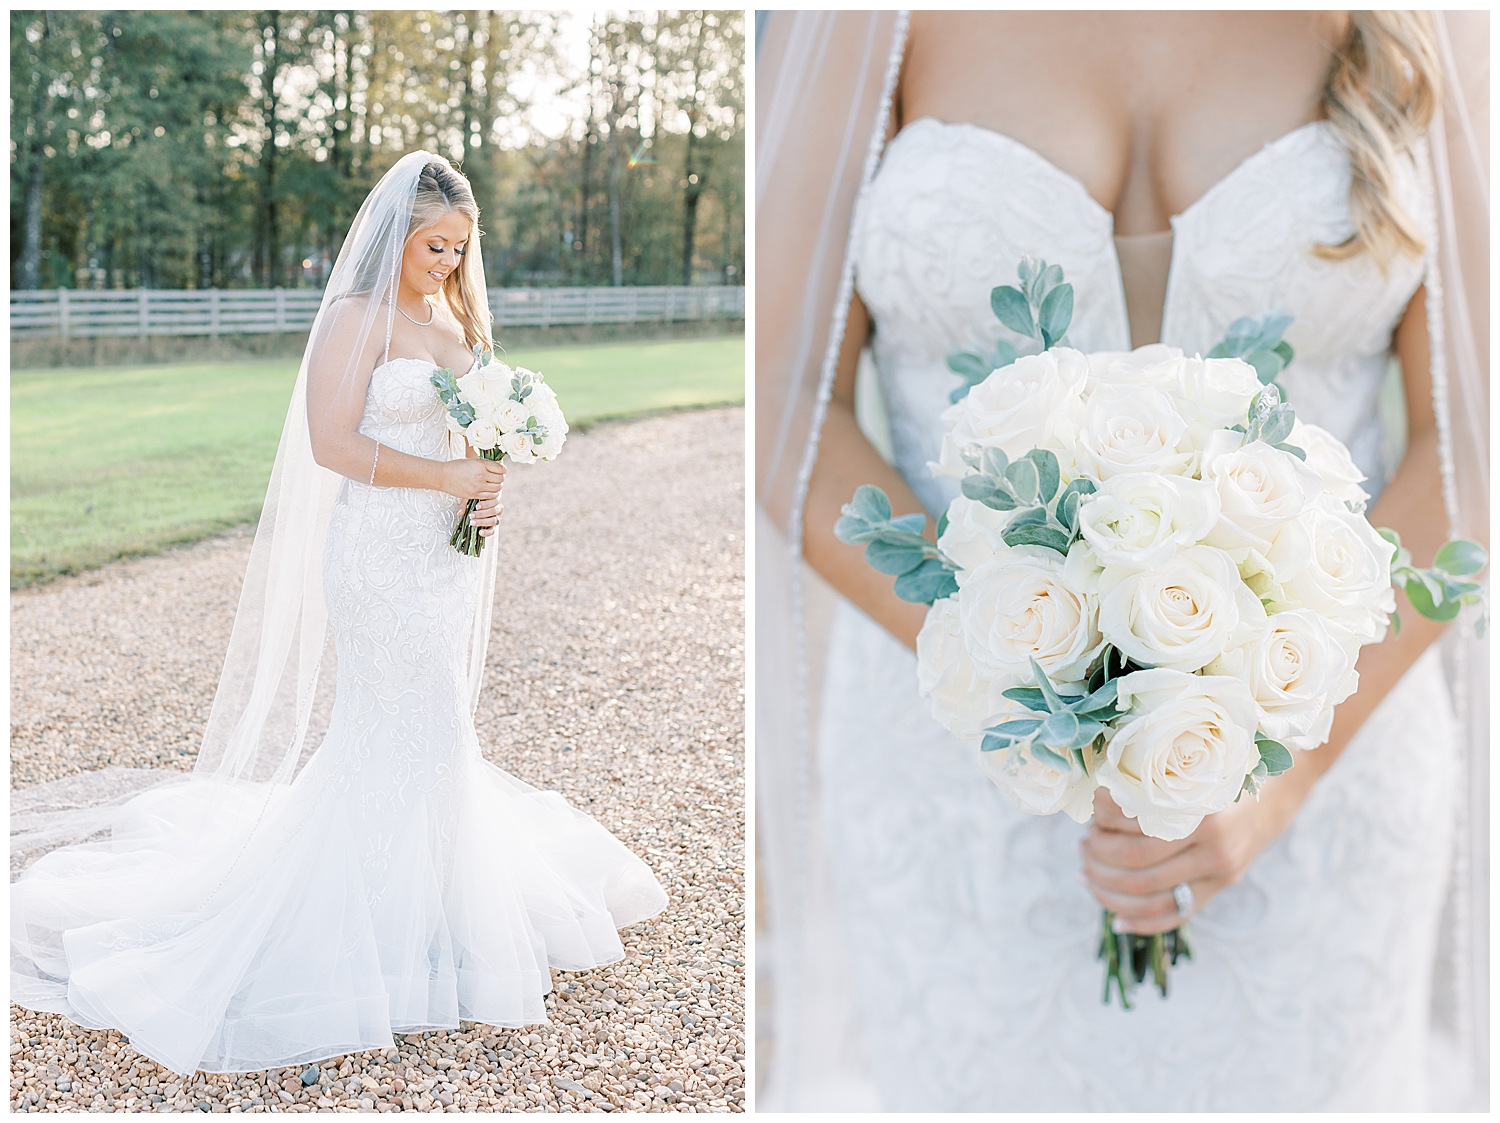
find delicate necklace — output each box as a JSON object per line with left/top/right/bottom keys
{"left": 395, "top": 299, "right": 436, "bottom": 327}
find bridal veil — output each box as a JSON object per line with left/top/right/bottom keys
{"left": 754, "top": 10, "right": 1488, "bottom": 1109}
{"left": 12, "top": 151, "right": 501, "bottom": 861}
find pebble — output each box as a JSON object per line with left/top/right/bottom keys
{"left": 10, "top": 408, "right": 746, "bottom": 1112}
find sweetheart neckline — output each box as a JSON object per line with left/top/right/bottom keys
{"left": 371, "top": 354, "right": 479, "bottom": 380}
{"left": 896, "top": 116, "right": 1329, "bottom": 233}
{"left": 879, "top": 116, "right": 1334, "bottom": 347}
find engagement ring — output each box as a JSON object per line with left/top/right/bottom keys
{"left": 1173, "top": 881, "right": 1195, "bottom": 919}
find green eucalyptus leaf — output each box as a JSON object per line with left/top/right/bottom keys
{"left": 1247, "top": 350, "right": 1284, "bottom": 385}
{"left": 1002, "top": 524, "right": 1071, "bottom": 554}
{"left": 961, "top": 476, "right": 1000, "bottom": 502}
{"left": 946, "top": 351, "right": 993, "bottom": 380}
{"left": 981, "top": 490, "right": 1019, "bottom": 512}
{"left": 1007, "top": 505, "right": 1050, "bottom": 530}
{"left": 1272, "top": 339, "right": 1295, "bottom": 366}
{"left": 1005, "top": 458, "right": 1040, "bottom": 504}
{"left": 849, "top": 485, "right": 892, "bottom": 525}
{"left": 991, "top": 285, "right": 1035, "bottom": 337}
{"left": 1039, "top": 710, "right": 1080, "bottom": 749}
{"left": 936, "top": 510, "right": 950, "bottom": 540}
{"left": 833, "top": 516, "right": 875, "bottom": 544}
{"left": 1434, "top": 538, "right": 1488, "bottom": 576}
{"left": 1069, "top": 717, "right": 1106, "bottom": 749}
{"left": 888, "top": 512, "right": 927, "bottom": 536}
{"left": 992, "top": 338, "right": 1020, "bottom": 370}
{"left": 1028, "top": 741, "right": 1075, "bottom": 772}
{"left": 1389, "top": 610, "right": 1402, "bottom": 637}
{"left": 1038, "top": 283, "right": 1074, "bottom": 346}
{"left": 864, "top": 541, "right": 928, "bottom": 576}
{"left": 981, "top": 447, "right": 1010, "bottom": 477}
{"left": 1030, "top": 658, "right": 1065, "bottom": 713}
{"left": 893, "top": 557, "right": 956, "bottom": 604}
{"left": 1274, "top": 442, "right": 1307, "bottom": 461}
{"left": 1404, "top": 575, "right": 1462, "bottom": 622}
{"left": 1026, "top": 449, "right": 1061, "bottom": 504}
{"left": 1001, "top": 686, "right": 1049, "bottom": 712}
{"left": 871, "top": 528, "right": 931, "bottom": 550}
{"left": 1256, "top": 738, "right": 1294, "bottom": 776}
{"left": 1073, "top": 677, "right": 1120, "bottom": 718}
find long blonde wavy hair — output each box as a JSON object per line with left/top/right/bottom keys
{"left": 1317, "top": 10, "right": 1440, "bottom": 268}
{"left": 408, "top": 160, "right": 495, "bottom": 352}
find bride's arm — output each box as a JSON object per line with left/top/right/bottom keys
{"left": 303, "top": 305, "right": 505, "bottom": 504}
{"left": 799, "top": 291, "right": 931, "bottom": 650}
{"left": 1083, "top": 286, "right": 1454, "bottom": 933}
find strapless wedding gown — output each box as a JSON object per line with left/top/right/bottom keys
{"left": 818, "top": 118, "right": 1457, "bottom": 1110}
{"left": 11, "top": 356, "right": 668, "bottom": 1076}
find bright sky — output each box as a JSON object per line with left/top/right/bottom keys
{"left": 500, "top": 11, "right": 595, "bottom": 147}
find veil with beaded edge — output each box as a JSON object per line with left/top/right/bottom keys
{"left": 753, "top": 10, "right": 1488, "bottom": 1110}
{"left": 11, "top": 151, "right": 501, "bottom": 863}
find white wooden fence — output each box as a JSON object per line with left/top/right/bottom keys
{"left": 9, "top": 285, "right": 745, "bottom": 340}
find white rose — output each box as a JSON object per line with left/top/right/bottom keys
{"left": 1279, "top": 497, "right": 1397, "bottom": 642}
{"left": 1098, "top": 668, "right": 1261, "bottom": 840}
{"left": 534, "top": 425, "right": 566, "bottom": 461}
{"left": 1097, "top": 544, "right": 1265, "bottom": 673}
{"left": 1174, "top": 355, "right": 1263, "bottom": 445}
{"left": 501, "top": 430, "right": 533, "bottom": 459}
{"left": 1083, "top": 344, "right": 1183, "bottom": 391}
{"left": 937, "top": 348, "right": 1088, "bottom": 467}
{"left": 936, "top": 495, "right": 1013, "bottom": 575}
{"left": 468, "top": 418, "right": 500, "bottom": 450}
{"left": 496, "top": 399, "right": 530, "bottom": 431}
{"left": 1074, "top": 383, "right": 1197, "bottom": 480}
{"left": 1205, "top": 610, "right": 1360, "bottom": 750}
{"left": 1201, "top": 432, "right": 1325, "bottom": 555}
{"left": 977, "top": 699, "right": 1099, "bottom": 825}
{"left": 916, "top": 597, "right": 1007, "bottom": 742}
{"left": 959, "top": 549, "right": 1103, "bottom": 684}
{"left": 1289, "top": 420, "right": 1371, "bottom": 513}
{"left": 1077, "top": 472, "right": 1220, "bottom": 570}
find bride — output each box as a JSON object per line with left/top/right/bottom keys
{"left": 11, "top": 152, "right": 668, "bottom": 1076}
{"left": 757, "top": 11, "right": 1486, "bottom": 1112}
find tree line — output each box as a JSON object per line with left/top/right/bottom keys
{"left": 10, "top": 10, "right": 744, "bottom": 291}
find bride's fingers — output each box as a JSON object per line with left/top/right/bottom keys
{"left": 1080, "top": 845, "right": 1201, "bottom": 900}
{"left": 1090, "top": 885, "right": 1186, "bottom": 936}
{"left": 1083, "top": 825, "right": 1190, "bottom": 870}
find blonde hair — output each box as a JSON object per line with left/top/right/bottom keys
{"left": 1316, "top": 11, "right": 1440, "bottom": 269}
{"left": 408, "top": 160, "right": 494, "bottom": 352}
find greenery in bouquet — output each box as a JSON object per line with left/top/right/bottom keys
{"left": 432, "top": 344, "right": 569, "bottom": 556}
{"left": 835, "top": 257, "right": 1487, "bottom": 1008}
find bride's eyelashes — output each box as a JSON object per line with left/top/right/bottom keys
{"left": 427, "top": 243, "right": 466, "bottom": 256}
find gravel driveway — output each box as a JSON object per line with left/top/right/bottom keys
{"left": 10, "top": 406, "right": 746, "bottom": 1113}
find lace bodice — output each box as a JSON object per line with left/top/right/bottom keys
{"left": 359, "top": 356, "right": 471, "bottom": 461}
{"left": 814, "top": 115, "right": 1457, "bottom": 1110}
{"left": 853, "top": 117, "right": 1430, "bottom": 515}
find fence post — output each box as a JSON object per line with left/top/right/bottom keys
{"left": 210, "top": 290, "right": 220, "bottom": 340}
{"left": 139, "top": 289, "right": 149, "bottom": 338}
{"left": 58, "top": 288, "right": 70, "bottom": 340}
{"left": 275, "top": 288, "right": 286, "bottom": 333}
{"left": 665, "top": 287, "right": 676, "bottom": 324}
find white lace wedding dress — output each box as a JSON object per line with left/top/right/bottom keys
{"left": 818, "top": 117, "right": 1457, "bottom": 1110}
{"left": 12, "top": 356, "right": 668, "bottom": 1076}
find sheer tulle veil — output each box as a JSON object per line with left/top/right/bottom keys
{"left": 754, "top": 10, "right": 1488, "bottom": 1109}
{"left": 12, "top": 152, "right": 501, "bottom": 866}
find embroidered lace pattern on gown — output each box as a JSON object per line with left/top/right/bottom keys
{"left": 817, "top": 115, "right": 1455, "bottom": 1111}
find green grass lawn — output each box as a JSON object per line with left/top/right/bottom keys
{"left": 12, "top": 335, "right": 744, "bottom": 586}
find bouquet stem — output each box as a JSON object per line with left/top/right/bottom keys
{"left": 1099, "top": 910, "right": 1191, "bottom": 1009}
{"left": 450, "top": 448, "right": 506, "bottom": 557}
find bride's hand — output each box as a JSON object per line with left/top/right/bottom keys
{"left": 470, "top": 495, "right": 504, "bottom": 537}
{"left": 1079, "top": 786, "right": 1297, "bottom": 935}
{"left": 441, "top": 457, "right": 506, "bottom": 501}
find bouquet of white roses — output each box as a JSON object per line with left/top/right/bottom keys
{"left": 432, "top": 345, "right": 568, "bottom": 556}
{"left": 836, "top": 259, "right": 1486, "bottom": 1006}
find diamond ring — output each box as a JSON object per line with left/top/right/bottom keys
{"left": 1173, "top": 881, "right": 1195, "bottom": 919}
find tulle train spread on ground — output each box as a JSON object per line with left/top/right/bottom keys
{"left": 12, "top": 356, "right": 667, "bottom": 1076}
